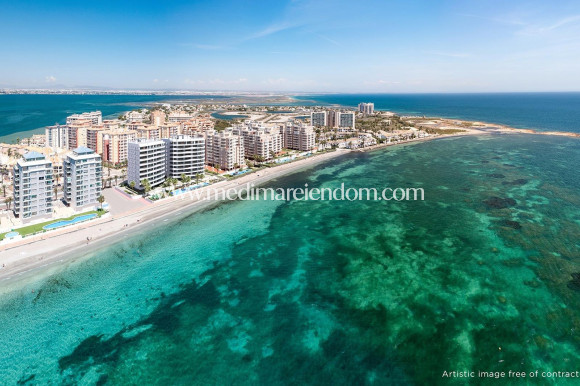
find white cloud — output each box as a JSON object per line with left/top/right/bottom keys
{"left": 45, "top": 75, "right": 56, "bottom": 83}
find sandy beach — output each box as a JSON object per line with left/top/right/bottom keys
{"left": 0, "top": 149, "right": 348, "bottom": 286}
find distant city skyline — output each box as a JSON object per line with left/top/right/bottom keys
{"left": 1, "top": 0, "right": 580, "bottom": 93}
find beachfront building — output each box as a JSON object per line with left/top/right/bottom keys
{"left": 66, "top": 111, "right": 102, "bottom": 126}
{"left": 205, "top": 130, "right": 245, "bottom": 170}
{"left": 127, "top": 139, "right": 166, "bottom": 189}
{"left": 280, "top": 122, "right": 316, "bottom": 151}
{"left": 45, "top": 124, "right": 68, "bottom": 149}
{"left": 358, "top": 102, "right": 375, "bottom": 115}
{"left": 12, "top": 152, "right": 53, "bottom": 221}
{"left": 232, "top": 126, "right": 282, "bottom": 161}
{"left": 63, "top": 147, "right": 102, "bottom": 209}
{"left": 311, "top": 111, "right": 327, "bottom": 127}
{"left": 163, "top": 135, "right": 205, "bottom": 179}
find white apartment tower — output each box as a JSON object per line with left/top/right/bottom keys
{"left": 358, "top": 102, "right": 375, "bottom": 115}
{"left": 127, "top": 139, "right": 167, "bottom": 189}
{"left": 45, "top": 124, "right": 68, "bottom": 148}
{"left": 12, "top": 152, "right": 53, "bottom": 221}
{"left": 163, "top": 135, "right": 205, "bottom": 179}
{"left": 63, "top": 147, "right": 103, "bottom": 209}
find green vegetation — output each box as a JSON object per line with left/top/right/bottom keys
{"left": 214, "top": 119, "right": 231, "bottom": 131}
{"left": 355, "top": 114, "right": 411, "bottom": 133}
{"left": 0, "top": 210, "right": 105, "bottom": 241}
{"left": 422, "top": 127, "right": 466, "bottom": 135}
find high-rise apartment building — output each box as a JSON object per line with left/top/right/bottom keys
{"left": 358, "top": 102, "right": 375, "bottom": 115}
{"left": 127, "top": 139, "right": 167, "bottom": 189}
{"left": 63, "top": 147, "right": 102, "bottom": 209}
{"left": 311, "top": 111, "right": 327, "bottom": 127}
{"left": 205, "top": 130, "right": 245, "bottom": 170}
{"left": 163, "top": 135, "right": 205, "bottom": 179}
{"left": 12, "top": 152, "right": 53, "bottom": 221}
{"left": 280, "top": 122, "right": 316, "bottom": 151}
{"left": 45, "top": 124, "right": 68, "bottom": 149}
{"left": 66, "top": 111, "right": 102, "bottom": 126}
{"left": 338, "top": 112, "right": 356, "bottom": 129}
{"left": 98, "top": 129, "right": 137, "bottom": 164}
{"left": 150, "top": 110, "right": 167, "bottom": 127}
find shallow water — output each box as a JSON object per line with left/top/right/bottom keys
{"left": 1, "top": 134, "right": 579, "bottom": 385}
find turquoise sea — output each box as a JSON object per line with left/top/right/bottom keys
{"left": 1, "top": 134, "right": 580, "bottom": 384}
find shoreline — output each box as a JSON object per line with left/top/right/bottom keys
{"left": 0, "top": 149, "right": 348, "bottom": 288}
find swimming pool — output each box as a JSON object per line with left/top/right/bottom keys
{"left": 4, "top": 231, "right": 19, "bottom": 238}
{"left": 43, "top": 213, "right": 98, "bottom": 231}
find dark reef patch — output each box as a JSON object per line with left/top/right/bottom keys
{"left": 483, "top": 197, "right": 517, "bottom": 209}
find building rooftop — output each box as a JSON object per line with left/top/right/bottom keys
{"left": 73, "top": 146, "right": 94, "bottom": 155}
{"left": 22, "top": 151, "right": 46, "bottom": 161}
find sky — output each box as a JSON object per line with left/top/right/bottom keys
{"left": 1, "top": 0, "right": 580, "bottom": 93}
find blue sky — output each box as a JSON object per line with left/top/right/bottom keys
{"left": 1, "top": 0, "right": 580, "bottom": 92}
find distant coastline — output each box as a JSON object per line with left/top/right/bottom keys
{"left": 1, "top": 92, "right": 580, "bottom": 144}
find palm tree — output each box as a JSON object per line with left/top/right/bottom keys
{"left": 195, "top": 173, "right": 203, "bottom": 184}
{"left": 4, "top": 197, "right": 12, "bottom": 210}
{"left": 97, "top": 195, "right": 105, "bottom": 210}
{"left": 53, "top": 185, "right": 58, "bottom": 199}
{"left": 129, "top": 181, "right": 136, "bottom": 191}
{"left": 141, "top": 179, "right": 151, "bottom": 194}
{"left": 114, "top": 175, "right": 119, "bottom": 186}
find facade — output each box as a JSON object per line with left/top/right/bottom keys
{"left": 67, "top": 124, "right": 89, "bottom": 149}
{"left": 127, "top": 139, "right": 167, "bottom": 189}
{"left": 234, "top": 127, "right": 282, "bottom": 160}
{"left": 311, "top": 111, "right": 327, "bottom": 127}
{"left": 86, "top": 127, "right": 105, "bottom": 152}
{"left": 150, "top": 110, "right": 167, "bottom": 126}
{"left": 358, "top": 102, "right": 375, "bottom": 115}
{"left": 45, "top": 124, "right": 68, "bottom": 149}
{"left": 12, "top": 152, "right": 53, "bottom": 221}
{"left": 159, "top": 123, "right": 181, "bottom": 138}
{"left": 163, "top": 135, "right": 205, "bottom": 179}
{"left": 63, "top": 147, "right": 103, "bottom": 209}
{"left": 338, "top": 112, "right": 356, "bottom": 129}
{"left": 126, "top": 111, "right": 145, "bottom": 122}
{"left": 66, "top": 111, "right": 102, "bottom": 126}
{"left": 98, "top": 129, "right": 137, "bottom": 164}
{"left": 280, "top": 122, "right": 316, "bottom": 151}
{"left": 205, "top": 130, "right": 245, "bottom": 170}
{"left": 168, "top": 112, "right": 192, "bottom": 123}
